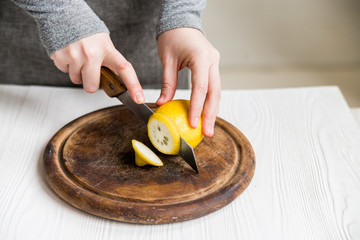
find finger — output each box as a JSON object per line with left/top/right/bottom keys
{"left": 189, "top": 61, "right": 209, "bottom": 129}
{"left": 81, "top": 59, "right": 102, "bottom": 93}
{"left": 103, "top": 50, "right": 144, "bottom": 104}
{"left": 201, "top": 65, "right": 221, "bottom": 137}
{"left": 68, "top": 62, "right": 83, "bottom": 85}
{"left": 52, "top": 47, "right": 84, "bottom": 84}
{"left": 156, "top": 58, "right": 178, "bottom": 106}
{"left": 52, "top": 59, "right": 69, "bottom": 73}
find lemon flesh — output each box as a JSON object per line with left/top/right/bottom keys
{"left": 147, "top": 99, "right": 204, "bottom": 155}
{"left": 147, "top": 113, "right": 181, "bottom": 155}
{"left": 132, "top": 139, "right": 163, "bottom": 167}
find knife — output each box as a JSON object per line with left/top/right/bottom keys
{"left": 100, "top": 66, "right": 199, "bottom": 173}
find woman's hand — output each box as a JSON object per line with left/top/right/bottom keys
{"left": 157, "top": 28, "right": 221, "bottom": 137}
{"left": 50, "top": 33, "right": 145, "bottom": 104}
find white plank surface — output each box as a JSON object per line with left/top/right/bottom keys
{"left": 1, "top": 85, "right": 360, "bottom": 240}
{"left": 351, "top": 108, "right": 360, "bottom": 127}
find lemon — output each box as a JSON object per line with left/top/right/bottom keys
{"left": 147, "top": 113, "right": 181, "bottom": 155}
{"left": 147, "top": 99, "right": 204, "bottom": 155}
{"left": 132, "top": 139, "right": 163, "bottom": 167}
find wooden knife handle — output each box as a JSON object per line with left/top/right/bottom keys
{"left": 100, "top": 66, "right": 127, "bottom": 98}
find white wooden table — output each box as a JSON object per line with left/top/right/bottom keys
{"left": 1, "top": 85, "right": 360, "bottom": 240}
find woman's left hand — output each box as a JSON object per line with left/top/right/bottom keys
{"left": 157, "top": 28, "right": 221, "bottom": 138}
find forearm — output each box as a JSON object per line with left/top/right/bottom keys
{"left": 11, "top": 0, "right": 109, "bottom": 55}
{"left": 156, "top": 0, "right": 206, "bottom": 38}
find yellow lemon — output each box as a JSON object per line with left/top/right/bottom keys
{"left": 147, "top": 99, "right": 204, "bottom": 155}
{"left": 132, "top": 139, "right": 163, "bottom": 167}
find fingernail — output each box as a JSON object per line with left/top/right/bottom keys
{"left": 192, "top": 117, "right": 199, "bottom": 128}
{"left": 136, "top": 92, "right": 145, "bottom": 103}
{"left": 207, "top": 124, "right": 214, "bottom": 137}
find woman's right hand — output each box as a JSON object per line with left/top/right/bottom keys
{"left": 50, "top": 32, "right": 145, "bottom": 104}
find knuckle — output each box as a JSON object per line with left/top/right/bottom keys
{"left": 103, "top": 45, "right": 114, "bottom": 57}
{"left": 202, "top": 111, "right": 217, "bottom": 121}
{"left": 212, "top": 49, "right": 220, "bottom": 62}
{"left": 161, "top": 81, "right": 173, "bottom": 91}
{"left": 197, "top": 48, "right": 210, "bottom": 57}
{"left": 67, "top": 49, "right": 79, "bottom": 61}
{"left": 81, "top": 43, "right": 103, "bottom": 60}
{"left": 195, "top": 83, "right": 208, "bottom": 95}
{"left": 194, "top": 48, "right": 220, "bottom": 65}
{"left": 117, "top": 60, "right": 132, "bottom": 71}
{"left": 195, "top": 49, "right": 211, "bottom": 62}
{"left": 83, "top": 47, "right": 98, "bottom": 59}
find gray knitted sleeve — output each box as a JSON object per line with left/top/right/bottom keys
{"left": 156, "top": 0, "right": 207, "bottom": 38}
{"left": 11, "top": 0, "right": 205, "bottom": 55}
{"left": 11, "top": 0, "right": 109, "bottom": 56}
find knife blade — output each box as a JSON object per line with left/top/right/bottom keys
{"left": 100, "top": 66, "right": 199, "bottom": 173}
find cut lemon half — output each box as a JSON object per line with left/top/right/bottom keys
{"left": 147, "top": 113, "right": 181, "bottom": 155}
{"left": 147, "top": 99, "right": 204, "bottom": 155}
{"left": 132, "top": 139, "right": 163, "bottom": 167}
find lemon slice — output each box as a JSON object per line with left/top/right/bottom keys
{"left": 147, "top": 99, "right": 204, "bottom": 155}
{"left": 132, "top": 139, "right": 163, "bottom": 167}
{"left": 147, "top": 113, "right": 181, "bottom": 155}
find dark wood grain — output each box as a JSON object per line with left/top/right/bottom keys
{"left": 43, "top": 104, "right": 255, "bottom": 224}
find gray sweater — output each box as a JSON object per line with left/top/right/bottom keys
{"left": 1, "top": 0, "right": 206, "bottom": 88}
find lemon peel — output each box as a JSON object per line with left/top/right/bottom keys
{"left": 147, "top": 99, "right": 204, "bottom": 155}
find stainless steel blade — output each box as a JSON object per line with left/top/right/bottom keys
{"left": 117, "top": 91, "right": 199, "bottom": 173}
{"left": 179, "top": 138, "right": 199, "bottom": 173}
{"left": 117, "top": 91, "right": 154, "bottom": 122}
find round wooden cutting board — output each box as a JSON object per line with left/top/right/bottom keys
{"left": 43, "top": 104, "right": 255, "bottom": 224}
